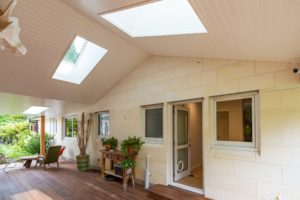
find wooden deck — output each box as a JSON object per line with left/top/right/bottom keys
{"left": 0, "top": 161, "right": 149, "bottom": 200}
{"left": 148, "top": 184, "right": 212, "bottom": 200}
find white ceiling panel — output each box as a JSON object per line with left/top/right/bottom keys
{"left": 61, "top": 0, "right": 300, "bottom": 62}
{"left": 0, "top": 92, "right": 88, "bottom": 117}
{"left": 0, "top": 0, "right": 146, "bottom": 104}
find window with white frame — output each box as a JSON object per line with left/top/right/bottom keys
{"left": 143, "top": 104, "right": 163, "bottom": 143}
{"left": 98, "top": 111, "right": 109, "bottom": 137}
{"left": 48, "top": 118, "right": 57, "bottom": 134}
{"left": 211, "top": 92, "right": 258, "bottom": 150}
{"left": 64, "top": 117, "right": 78, "bottom": 138}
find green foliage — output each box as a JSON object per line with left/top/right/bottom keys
{"left": 64, "top": 44, "right": 80, "bottom": 64}
{"left": 25, "top": 134, "right": 40, "bottom": 154}
{"left": 121, "top": 159, "right": 136, "bottom": 170}
{"left": 0, "top": 114, "right": 27, "bottom": 125}
{"left": 0, "top": 114, "right": 55, "bottom": 159}
{"left": 65, "top": 118, "right": 78, "bottom": 137}
{"left": 25, "top": 133, "right": 55, "bottom": 154}
{"left": 0, "top": 144, "right": 30, "bottom": 159}
{"left": 0, "top": 121, "right": 30, "bottom": 144}
{"left": 101, "top": 136, "right": 118, "bottom": 150}
{"left": 120, "top": 136, "right": 144, "bottom": 155}
{"left": 244, "top": 125, "right": 252, "bottom": 136}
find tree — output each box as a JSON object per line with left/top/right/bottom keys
{"left": 64, "top": 44, "right": 80, "bottom": 64}
{"left": 0, "top": 115, "right": 30, "bottom": 144}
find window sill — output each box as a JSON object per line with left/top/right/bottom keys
{"left": 63, "top": 137, "right": 77, "bottom": 141}
{"left": 98, "top": 135, "right": 110, "bottom": 139}
{"left": 144, "top": 137, "right": 164, "bottom": 145}
{"left": 211, "top": 144, "right": 259, "bottom": 152}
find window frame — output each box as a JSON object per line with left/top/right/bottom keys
{"left": 97, "top": 111, "right": 110, "bottom": 138}
{"left": 48, "top": 117, "right": 57, "bottom": 134}
{"left": 64, "top": 39, "right": 87, "bottom": 66}
{"left": 63, "top": 116, "right": 78, "bottom": 139}
{"left": 142, "top": 104, "right": 164, "bottom": 144}
{"left": 210, "top": 91, "right": 259, "bottom": 151}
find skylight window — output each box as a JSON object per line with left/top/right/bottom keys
{"left": 52, "top": 36, "right": 108, "bottom": 84}
{"left": 23, "top": 106, "right": 49, "bottom": 115}
{"left": 63, "top": 36, "right": 86, "bottom": 65}
{"left": 101, "top": 0, "right": 207, "bottom": 37}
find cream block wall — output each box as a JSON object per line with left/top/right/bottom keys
{"left": 59, "top": 55, "right": 300, "bottom": 200}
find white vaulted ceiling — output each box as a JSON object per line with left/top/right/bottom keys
{"left": 0, "top": 0, "right": 146, "bottom": 105}
{"left": 1, "top": 0, "right": 300, "bottom": 115}
{"left": 0, "top": 92, "right": 88, "bottom": 117}
{"left": 61, "top": 0, "right": 300, "bottom": 62}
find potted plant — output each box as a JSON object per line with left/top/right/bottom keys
{"left": 121, "top": 159, "right": 136, "bottom": 175}
{"left": 120, "top": 136, "right": 144, "bottom": 155}
{"left": 101, "top": 136, "right": 118, "bottom": 150}
{"left": 76, "top": 112, "right": 92, "bottom": 171}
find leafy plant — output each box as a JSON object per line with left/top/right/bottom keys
{"left": 120, "top": 159, "right": 136, "bottom": 170}
{"left": 120, "top": 136, "right": 144, "bottom": 155}
{"left": 0, "top": 121, "right": 30, "bottom": 144}
{"left": 25, "top": 133, "right": 54, "bottom": 154}
{"left": 101, "top": 136, "right": 118, "bottom": 150}
{"left": 0, "top": 115, "right": 27, "bottom": 125}
{"left": 0, "top": 114, "right": 56, "bottom": 159}
{"left": 0, "top": 144, "right": 30, "bottom": 159}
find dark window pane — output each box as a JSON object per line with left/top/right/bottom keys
{"left": 146, "top": 108, "right": 163, "bottom": 138}
{"left": 243, "top": 98, "right": 252, "bottom": 142}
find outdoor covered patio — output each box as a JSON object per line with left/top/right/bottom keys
{"left": 1, "top": 0, "right": 300, "bottom": 199}
{"left": 0, "top": 161, "right": 149, "bottom": 200}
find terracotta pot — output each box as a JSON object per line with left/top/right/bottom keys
{"left": 104, "top": 144, "right": 111, "bottom": 151}
{"left": 127, "top": 146, "right": 136, "bottom": 155}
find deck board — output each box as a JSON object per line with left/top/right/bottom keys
{"left": 0, "top": 162, "right": 149, "bottom": 200}
{"left": 148, "top": 184, "right": 212, "bottom": 200}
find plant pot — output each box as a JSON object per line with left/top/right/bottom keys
{"left": 104, "top": 144, "right": 111, "bottom": 151}
{"left": 127, "top": 146, "right": 136, "bottom": 155}
{"left": 76, "top": 154, "right": 89, "bottom": 171}
{"left": 125, "top": 168, "right": 132, "bottom": 175}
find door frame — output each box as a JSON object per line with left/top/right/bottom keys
{"left": 167, "top": 98, "right": 205, "bottom": 195}
{"left": 174, "top": 106, "right": 190, "bottom": 181}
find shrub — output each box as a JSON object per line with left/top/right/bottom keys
{"left": 25, "top": 133, "right": 55, "bottom": 154}
{"left": 101, "top": 136, "right": 118, "bottom": 150}
{"left": 0, "top": 144, "right": 30, "bottom": 159}
{"left": 0, "top": 121, "right": 30, "bottom": 144}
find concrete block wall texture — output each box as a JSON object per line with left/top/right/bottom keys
{"left": 57, "top": 55, "right": 300, "bottom": 199}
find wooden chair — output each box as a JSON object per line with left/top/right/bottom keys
{"left": 35, "top": 145, "right": 61, "bottom": 170}
{"left": 58, "top": 146, "right": 66, "bottom": 161}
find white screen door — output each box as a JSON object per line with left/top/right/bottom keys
{"left": 174, "top": 106, "right": 190, "bottom": 181}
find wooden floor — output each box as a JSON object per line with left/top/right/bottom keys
{"left": 176, "top": 165, "right": 203, "bottom": 189}
{"left": 148, "top": 184, "right": 211, "bottom": 200}
{"left": 0, "top": 161, "right": 150, "bottom": 200}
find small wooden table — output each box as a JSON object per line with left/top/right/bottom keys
{"left": 19, "top": 155, "right": 38, "bottom": 168}
{"left": 100, "top": 150, "right": 136, "bottom": 189}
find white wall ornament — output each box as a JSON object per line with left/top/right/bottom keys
{"left": 0, "top": 0, "right": 27, "bottom": 55}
